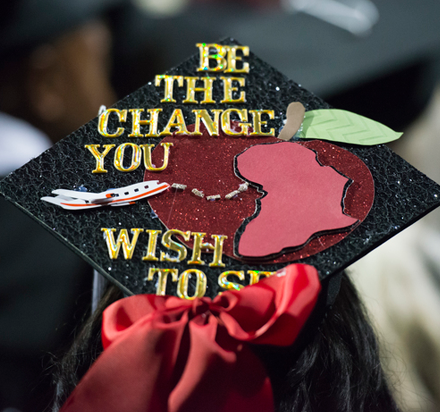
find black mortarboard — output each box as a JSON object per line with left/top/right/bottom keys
{"left": 1, "top": 39, "right": 439, "bottom": 299}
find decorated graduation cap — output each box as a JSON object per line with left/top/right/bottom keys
{"left": 1, "top": 39, "right": 439, "bottom": 298}
{"left": 2, "top": 39, "right": 440, "bottom": 412}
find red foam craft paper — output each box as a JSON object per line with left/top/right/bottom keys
{"left": 145, "top": 124, "right": 278, "bottom": 259}
{"left": 236, "top": 142, "right": 357, "bottom": 258}
{"left": 146, "top": 124, "right": 374, "bottom": 263}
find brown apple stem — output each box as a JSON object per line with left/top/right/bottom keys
{"left": 278, "top": 102, "right": 306, "bottom": 141}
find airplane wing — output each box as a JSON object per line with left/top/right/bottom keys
{"left": 41, "top": 196, "right": 103, "bottom": 210}
{"left": 51, "top": 188, "right": 111, "bottom": 202}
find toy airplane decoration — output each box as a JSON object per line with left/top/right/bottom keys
{"left": 41, "top": 181, "right": 169, "bottom": 210}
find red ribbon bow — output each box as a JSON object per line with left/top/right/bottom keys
{"left": 61, "top": 264, "right": 320, "bottom": 412}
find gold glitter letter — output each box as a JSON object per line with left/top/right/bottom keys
{"left": 155, "top": 75, "right": 184, "bottom": 103}
{"left": 161, "top": 229, "right": 191, "bottom": 262}
{"left": 192, "top": 109, "right": 222, "bottom": 136}
{"left": 225, "top": 46, "right": 250, "bottom": 74}
{"left": 248, "top": 270, "right": 275, "bottom": 285}
{"left": 129, "top": 108, "right": 162, "bottom": 137}
{"left": 196, "top": 43, "right": 227, "bottom": 72}
{"left": 85, "top": 144, "right": 115, "bottom": 173}
{"left": 147, "top": 268, "right": 178, "bottom": 296}
{"left": 160, "top": 109, "right": 189, "bottom": 136}
{"left": 218, "top": 271, "right": 245, "bottom": 291}
{"left": 101, "top": 228, "right": 143, "bottom": 260}
{"left": 142, "top": 230, "right": 162, "bottom": 261}
{"left": 98, "top": 109, "right": 127, "bottom": 137}
{"left": 208, "top": 234, "right": 227, "bottom": 267}
{"left": 188, "top": 233, "right": 227, "bottom": 267}
{"left": 140, "top": 142, "right": 173, "bottom": 172}
{"left": 188, "top": 232, "right": 210, "bottom": 265}
{"left": 221, "top": 109, "right": 250, "bottom": 136}
{"left": 183, "top": 76, "right": 216, "bottom": 104}
{"left": 249, "top": 110, "right": 275, "bottom": 136}
{"left": 114, "top": 143, "right": 142, "bottom": 172}
{"left": 220, "top": 77, "right": 246, "bottom": 103}
{"left": 177, "top": 269, "right": 207, "bottom": 299}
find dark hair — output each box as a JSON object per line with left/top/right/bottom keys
{"left": 51, "top": 274, "right": 400, "bottom": 412}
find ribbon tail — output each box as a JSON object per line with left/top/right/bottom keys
{"left": 61, "top": 318, "right": 187, "bottom": 412}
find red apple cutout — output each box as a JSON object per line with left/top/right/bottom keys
{"left": 145, "top": 124, "right": 374, "bottom": 264}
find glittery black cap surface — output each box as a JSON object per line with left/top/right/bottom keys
{"left": 1, "top": 39, "right": 439, "bottom": 298}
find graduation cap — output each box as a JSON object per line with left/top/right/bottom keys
{"left": 1, "top": 38, "right": 440, "bottom": 301}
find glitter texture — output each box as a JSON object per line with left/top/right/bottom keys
{"left": 146, "top": 124, "right": 374, "bottom": 264}
{"left": 146, "top": 123, "right": 278, "bottom": 260}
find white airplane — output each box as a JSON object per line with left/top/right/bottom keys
{"left": 41, "top": 180, "right": 169, "bottom": 210}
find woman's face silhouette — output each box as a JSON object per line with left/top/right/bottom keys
{"left": 146, "top": 124, "right": 374, "bottom": 264}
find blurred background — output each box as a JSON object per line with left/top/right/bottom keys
{"left": 1, "top": 0, "right": 440, "bottom": 410}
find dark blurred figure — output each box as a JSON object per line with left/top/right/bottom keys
{"left": 0, "top": 1, "right": 118, "bottom": 411}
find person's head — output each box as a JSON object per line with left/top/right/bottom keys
{"left": 0, "top": 0, "right": 117, "bottom": 142}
